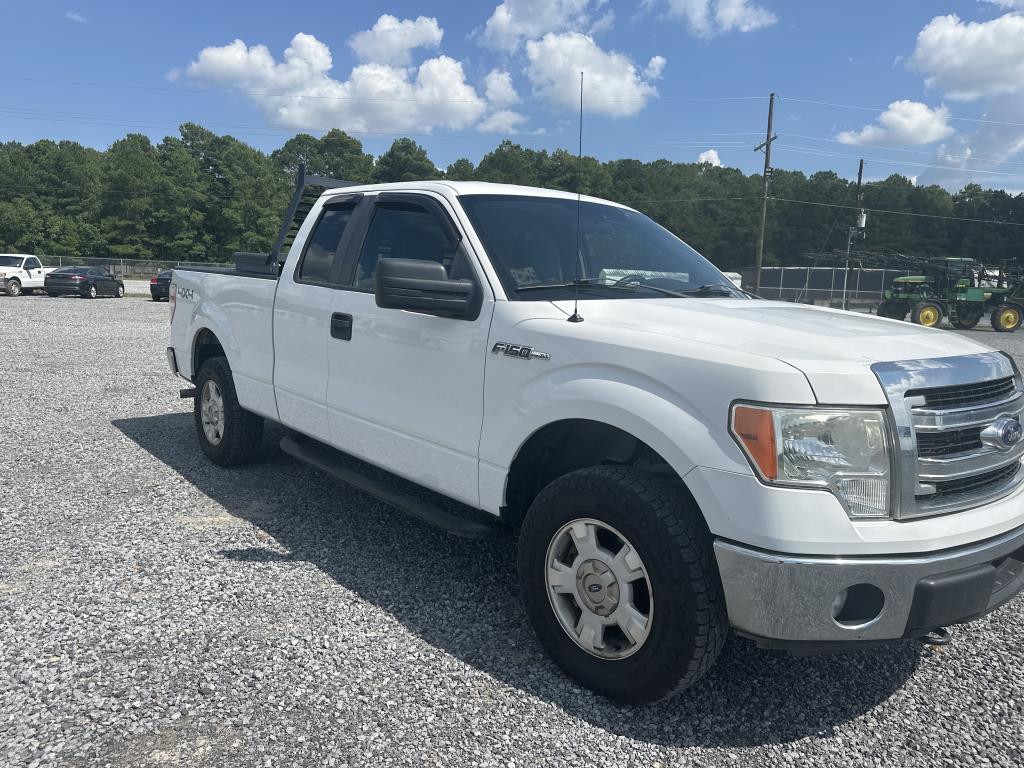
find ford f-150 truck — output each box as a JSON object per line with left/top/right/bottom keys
{"left": 167, "top": 170, "right": 1024, "bottom": 703}
{"left": 0, "top": 254, "right": 55, "bottom": 296}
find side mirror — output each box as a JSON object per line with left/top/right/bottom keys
{"left": 375, "top": 258, "right": 479, "bottom": 320}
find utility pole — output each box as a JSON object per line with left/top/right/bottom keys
{"left": 842, "top": 158, "right": 866, "bottom": 310}
{"left": 753, "top": 93, "right": 777, "bottom": 294}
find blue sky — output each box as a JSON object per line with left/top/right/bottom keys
{"left": 2, "top": 1, "right": 1024, "bottom": 190}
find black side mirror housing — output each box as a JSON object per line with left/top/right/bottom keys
{"left": 374, "top": 258, "right": 480, "bottom": 320}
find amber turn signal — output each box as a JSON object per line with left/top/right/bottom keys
{"left": 731, "top": 405, "right": 778, "bottom": 481}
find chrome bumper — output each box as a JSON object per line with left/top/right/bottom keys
{"left": 715, "top": 523, "right": 1024, "bottom": 645}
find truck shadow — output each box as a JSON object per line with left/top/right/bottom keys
{"left": 113, "top": 412, "right": 923, "bottom": 749}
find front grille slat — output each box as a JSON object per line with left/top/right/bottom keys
{"left": 908, "top": 376, "right": 1016, "bottom": 409}
{"left": 923, "top": 462, "right": 1021, "bottom": 501}
{"left": 916, "top": 427, "right": 983, "bottom": 457}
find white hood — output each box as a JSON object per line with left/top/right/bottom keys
{"left": 552, "top": 298, "right": 994, "bottom": 404}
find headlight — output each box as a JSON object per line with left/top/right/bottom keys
{"left": 730, "top": 404, "right": 893, "bottom": 519}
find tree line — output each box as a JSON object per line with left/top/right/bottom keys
{"left": 1, "top": 122, "right": 1021, "bottom": 270}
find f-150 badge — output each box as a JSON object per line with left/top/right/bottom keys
{"left": 491, "top": 342, "right": 550, "bottom": 361}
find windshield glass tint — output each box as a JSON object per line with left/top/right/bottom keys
{"left": 459, "top": 195, "right": 733, "bottom": 300}
{"left": 0, "top": 256, "right": 23, "bottom": 267}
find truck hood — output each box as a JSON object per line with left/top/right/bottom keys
{"left": 551, "top": 298, "right": 994, "bottom": 404}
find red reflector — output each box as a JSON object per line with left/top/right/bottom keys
{"left": 151, "top": 277, "right": 158, "bottom": 284}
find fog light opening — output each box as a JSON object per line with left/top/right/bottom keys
{"left": 832, "top": 583, "right": 885, "bottom": 628}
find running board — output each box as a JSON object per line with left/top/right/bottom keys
{"left": 279, "top": 436, "right": 506, "bottom": 540}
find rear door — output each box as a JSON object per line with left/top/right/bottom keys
{"left": 272, "top": 194, "right": 363, "bottom": 442}
{"left": 324, "top": 192, "right": 495, "bottom": 506}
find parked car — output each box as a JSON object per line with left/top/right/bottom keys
{"left": 45, "top": 266, "right": 125, "bottom": 299}
{"left": 150, "top": 270, "right": 173, "bottom": 301}
{"left": 0, "top": 254, "right": 56, "bottom": 296}
{"left": 168, "top": 177, "right": 1024, "bottom": 704}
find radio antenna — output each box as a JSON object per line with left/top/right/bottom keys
{"left": 567, "top": 70, "right": 585, "bottom": 324}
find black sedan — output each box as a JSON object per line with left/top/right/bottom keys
{"left": 45, "top": 266, "right": 125, "bottom": 299}
{"left": 150, "top": 270, "right": 172, "bottom": 301}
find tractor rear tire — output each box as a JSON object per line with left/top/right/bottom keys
{"left": 877, "top": 299, "right": 907, "bottom": 321}
{"left": 911, "top": 301, "right": 943, "bottom": 328}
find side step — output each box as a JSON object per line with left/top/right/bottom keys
{"left": 279, "top": 436, "right": 506, "bottom": 540}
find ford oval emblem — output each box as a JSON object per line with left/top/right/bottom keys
{"left": 981, "top": 416, "right": 1023, "bottom": 451}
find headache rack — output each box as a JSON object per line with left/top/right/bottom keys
{"left": 233, "top": 163, "right": 357, "bottom": 276}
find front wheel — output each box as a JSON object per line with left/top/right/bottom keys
{"left": 6, "top": 279, "right": 21, "bottom": 297}
{"left": 518, "top": 466, "right": 726, "bottom": 703}
{"left": 116, "top": 284, "right": 125, "bottom": 298}
{"left": 911, "top": 301, "right": 943, "bottom": 328}
{"left": 193, "top": 356, "right": 264, "bottom": 466}
{"left": 86, "top": 284, "right": 97, "bottom": 299}
{"left": 991, "top": 304, "right": 1022, "bottom": 333}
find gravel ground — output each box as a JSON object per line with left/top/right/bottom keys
{"left": 2, "top": 295, "right": 1023, "bottom": 768}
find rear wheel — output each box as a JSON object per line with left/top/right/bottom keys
{"left": 193, "top": 356, "right": 264, "bottom": 466}
{"left": 991, "top": 304, "right": 1022, "bottom": 333}
{"left": 6, "top": 279, "right": 21, "bottom": 297}
{"left": 86, "top": 284, "right": 97, "bottom": 299}
{"left": 518, "top": 466, "right": 726, "bottom": 703}
{"left": 951, "top": 303, "right": 984, "bottom": 329}
{"left": 912, "top": 301, "right": 943, "bottom": 328}
{"left": 116, "top": 284, "right": 125, "bottom": 298}
{"left": 876, "top": 299, "right": 907, "bottom": 320}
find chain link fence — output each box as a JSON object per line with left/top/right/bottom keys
{"left": 39, "top": 255, "right": 232, "bottom": 279}
{"left": 744, "top": 267, "right": 915, "bottom": 304}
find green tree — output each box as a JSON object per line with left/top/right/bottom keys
{"left": 374, "top": 138, "right": 438, "bottom": 183}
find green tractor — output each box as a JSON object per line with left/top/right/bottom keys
{"left": 876, "top": 258, "right": 1023, "bottom": 332}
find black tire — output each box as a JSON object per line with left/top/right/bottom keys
{"left": 911, "top": 300, "right": 943, "bottom": 328}
{"left": 193, "top": 356, "right": 264, "bottom": 466}
{"left": 876, "top": 299, "right": 907, "bottom": 321}
{"left": 116, "top": 284, "right": 125, "bottom": 298}
{"left": 518, "top": 466, "right": 726, "bottom": 703}
{"left": 951, "top": 304, "right": 984, "bottom": 329}
{"left": 46, "top": 292, "right": 58, "bottom": 298}
{"left": 991, "top": 304, "right": 1023, "bottom": 333}
{"left": 6, "top": 279, "right": 21, "bottom": 297}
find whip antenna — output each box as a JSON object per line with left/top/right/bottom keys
{"left": 567, "top": 70, "right": 585, "bottom": 324}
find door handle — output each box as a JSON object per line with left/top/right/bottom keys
{"left": 331, "top": 312, "right": 353, "bottom": 341}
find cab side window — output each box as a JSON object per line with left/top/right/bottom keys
{"left": 298, "top": 201, "right": 356, "bottom": 284}
{"left": 25, "top": 258, "right": 41, "bottom": 270}
{"left": 352, "top": 203, "right": 458, "bottom": 292}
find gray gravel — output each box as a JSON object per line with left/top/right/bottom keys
{"left": 2, "top": 294, "right": 1024, "bottom": 768}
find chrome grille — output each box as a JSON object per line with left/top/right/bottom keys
{"left": 873, "top": 353, "right": 1024, "bottom": 519}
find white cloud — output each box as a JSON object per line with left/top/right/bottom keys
{"left": 480, "top": 0, "right": 599, "bottom": 51}
{"left": 484, "top": 70, "right": 520, "bottom": 104}
{"left": 588, "top": 10, "right": 615, "bottom": 35}
{"left": 836, "top": 100, "right": 955, "bottom": 146}
{"left": 183, "top": 33, "right": 486, "bottom": 133}
{"left": 65, "top": 10, "right": 87, "bottom": 23}
{"left": 979, "top": 0, "right": 1024, "bottom": 9}
{"left": 524, "top": 33, "right": 661, "bottom": 117}
{"left": 644, "top": 55, "right": 666, "bottom": 80}
{"left": 909, "top": 13, "right": 1024, "bottom": 100}
{"left": 348, "top": 15, "right": 443, "bottom": 67}
{"left": 478, "top": 110, "right": 530, "bottom": 133}
{"left": 697, "top": 148, "right": 722, "bottom": 166}
{"left": 664, "top": 0, "right": 776, "bottom": 37}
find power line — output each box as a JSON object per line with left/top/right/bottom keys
{"left": 781, "top": 96, "right": 1024, "bottom": 129}
{"left": 774, "top": 145, "right": 1020, "bottom": 176}
{"left": 0, "top": 74, "right": 769, "bottom": 105}
{"left": 769, "top": 196, "right": 1024, "bottom": 226}
{"left": 779, "top": 132, "right": 1024, "bottom": 169}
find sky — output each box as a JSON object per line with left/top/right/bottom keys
{"left": 2, "top": 0, "right": 1024, "bottom": 191}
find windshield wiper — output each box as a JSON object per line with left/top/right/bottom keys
{"left": 515, "top": 278, "right": 689, "bottom": 299}
{"left": 678, "top": 283, "right": 737, "bottom": 297}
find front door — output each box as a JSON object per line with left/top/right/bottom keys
{"left": 325, "top": 193, "right": 495, "bottom": 507}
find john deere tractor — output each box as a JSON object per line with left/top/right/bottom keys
{"left": 876, "top": 258, "right": 1023, "bottom": 332}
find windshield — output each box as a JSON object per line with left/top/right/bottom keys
{"left": 0, "top": 256, "right": 24, "bottom": 267}
{"left": 459, "top": 194, "right": 740, "bottom": 301}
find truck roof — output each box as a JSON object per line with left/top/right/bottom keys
{"left": 319, "top": 180, "right": 634, "bottom": 211}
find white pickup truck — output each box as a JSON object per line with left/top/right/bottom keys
{"left": 167, "top": 173, "right": 1024, "bottom": 703}
{"left": 0, "top": 254, "right": 54, "bottom": 296}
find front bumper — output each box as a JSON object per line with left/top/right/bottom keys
{"left": 715, "top": 523, "right": 1024, "bottom": 648}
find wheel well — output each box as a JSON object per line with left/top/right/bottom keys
{"left": 502, "top": 419, "right": 684, "bottom": 530}
{"left": 192, "top": 328, "right": 225, "bottom": 380}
